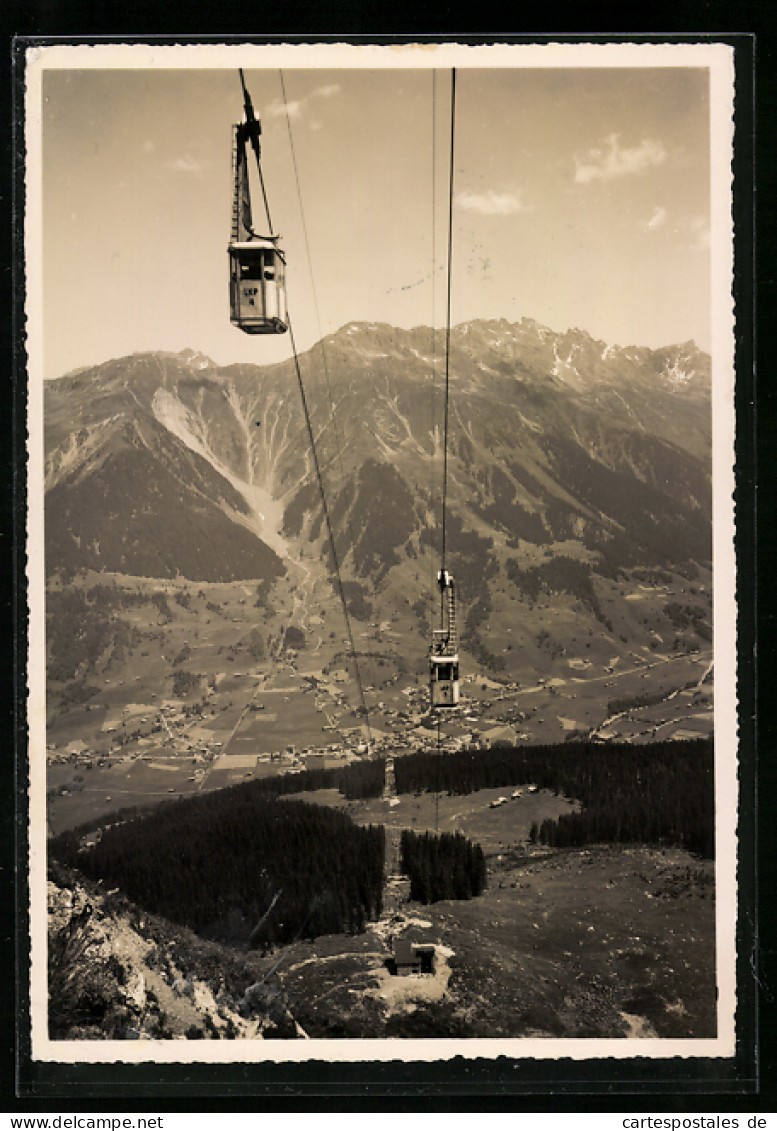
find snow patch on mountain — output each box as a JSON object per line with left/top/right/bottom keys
{"left": 410, "top": 348, "right": 433, "bottom": 364}
{"left": 45, "top": 415, "right": 125, "bottom": 490}
{"left": 377, "top": 389, "right": 432, "bottom": 457}
{"left": 662, "top": 359, "right": 696, "bottom": 386}
{"left": 608, "top": 389, "right": 645, "bottom": 432}
{"left": 368, "top": 425, "right": 399, "bottom": 461}
{"left": 515, "top": 410, "right": 543, "bottom": 434}
{"left": 178, "top": 349, "right": 217, "bottom": 371}
{"left": 552, "top": 342, "right": 582, "bottom": 384}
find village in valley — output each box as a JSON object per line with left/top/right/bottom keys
{"left": 45, "top": 569, "right": 714, "bottom": 839}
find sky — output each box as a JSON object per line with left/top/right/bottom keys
{"left": 35, "top": 49, "right": 716, "bottom": 380}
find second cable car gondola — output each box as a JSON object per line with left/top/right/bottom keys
{"left": 429, "top": 569, "right": 460, "bottom": 709}
{"left": 228, "top": 72, "right": 288, "bottom": 336}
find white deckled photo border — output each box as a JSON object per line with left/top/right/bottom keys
{"left": 24, "top": 39, "right": 738, "bottom": 1066}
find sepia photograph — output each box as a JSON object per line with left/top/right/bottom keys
{"left": 24, "top": 40, "right": 738, "bottom": 1064}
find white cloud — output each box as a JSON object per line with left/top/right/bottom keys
{"left": 164, "top": 155, "right": 205, "bottom": 174}
{"left": 455, "top": 189, "right": 526, "bottom": 216}
{"left": 645, "top": 206, "right": 667, "bottom": 231}
{"left": 267, "top": 97, "right": 301, "bottom": 119}
{"left": 574, "top": 134, "right": 667, "bottom": 184}
{"left": 266, "top": 83, "right": 342, "bottom": 121}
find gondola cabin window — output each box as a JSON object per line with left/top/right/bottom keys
{"left": 229, "top": 239, "right": 288, "bottom": 335}
{"left": 430, "top": 651, "right": 460, "bottom": 708}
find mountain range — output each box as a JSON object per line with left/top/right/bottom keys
{"left": 44, "top": 318, "right": 713, "bottom": 680}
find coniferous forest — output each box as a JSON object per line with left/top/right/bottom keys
{"left": 252, "top": 757, "right": 386, "bottom": 801}
{"left": 394, "top": 739, "right": 713, "bottom": 858}
{"left": 50, "top": 790, "right": 385, "bottom": 949}
{"left": 51, "top": 759, "right": 387, "bottom": 844}
{"left": 400, "top": 829, "right": 487, "bottom": 904}
{"left": 202, "top": 759, "right": 385, "bottom": 802}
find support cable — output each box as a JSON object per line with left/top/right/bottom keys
{"left": 256, "top": 163, "right": 274, "bottom": 236}
{"left": 441, "top": 67, "right": 456, "bottom": 577}
{"left": 278, "top": 70, "right": 360, "bottom": 535}
{"left": 435, "top": 68, "right": 457, "bottom": 827}
{"left": 436, "top": 716, "right": 441, "bottom": 835}
{"left": 429, "top": 70, "right": 439, "bottom": 648}
{"left": 233, "top": 70, "right": 372, "bottom": 749}
{"left": 278, "top": 70, "right": 374, "bottom": 750}
{"left": 287, "top": 316, "right": 372, "bottom": 747}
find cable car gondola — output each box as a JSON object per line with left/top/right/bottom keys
{"left": 229, "top": 236, "right": 287, "bottom": 335}
{"left": 228, "top": 72, "right": 288, "bottom": 335}
{"left": 430, "top": 569, "right": 460, "bottom": 709}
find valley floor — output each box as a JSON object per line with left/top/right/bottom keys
{"left": 45, "top": 584, "right": 714, "bottom": 837}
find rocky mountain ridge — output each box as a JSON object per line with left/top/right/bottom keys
{"left": 43, "top": 317, "right": 713, "bottom": 694}
{"left": 45, "top": 317, "right": 711, "bottom": 579}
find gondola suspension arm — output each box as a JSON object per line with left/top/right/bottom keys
{"left": 238, "top": 68, "right": 274, "bottom": 237}
{"left": 229, "top": 71, "right": 288, "bottom": 335}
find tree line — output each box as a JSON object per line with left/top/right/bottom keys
{"left": 506, "top": 555, "right": 610, "bottom": 627}
{"left": 50, "top": 792, "right": 385, "bottom": 950}
{"left": 400, "top": 829, "right": 487, "bottom": 904}
{"left": 394, "top": 738, "right": 714, "bottom": 858}
{"left": 50, "top": 759, "right": 387, "bottom": 846}
{"left": 248, "top": 758, "right": 386, "bottom": 801}
{"left": 46, "top": 584, "right": 182, "bottom": 685}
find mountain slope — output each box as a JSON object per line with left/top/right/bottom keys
{"left": 43, "top": 319, "right": 712, "bottom": 683}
